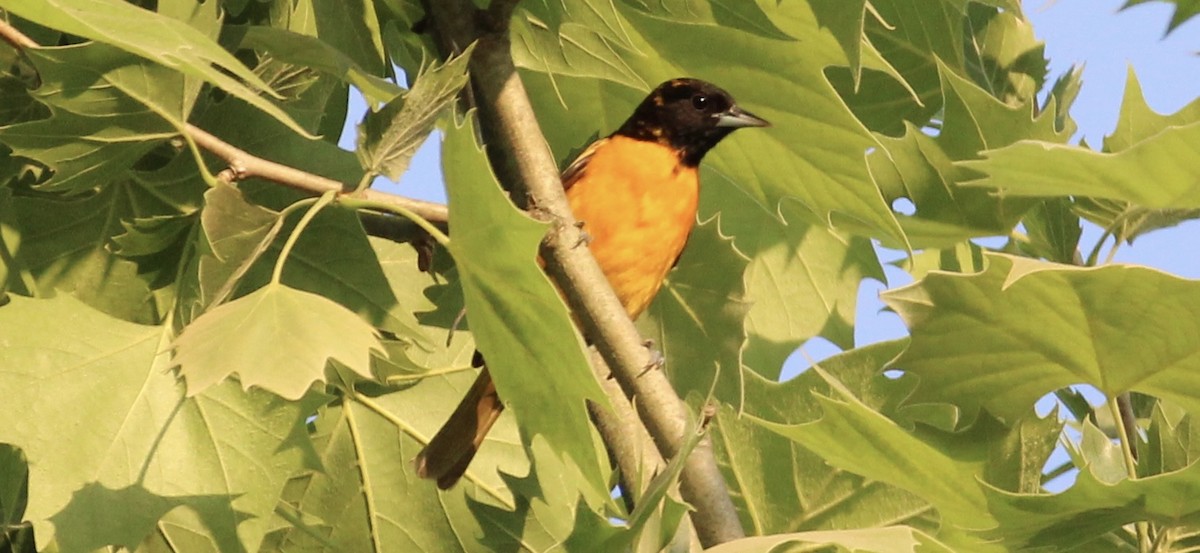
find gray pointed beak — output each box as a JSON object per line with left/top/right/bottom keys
{"left": 715, "top": 106, "right": 770, "bottom": 128}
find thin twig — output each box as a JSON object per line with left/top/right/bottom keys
{"left": 1108, "top": 396, "right": 1150, "bottom": 553}
{"left": 186, "top": 124, "right": 450, "bottom": 224}
{"left": 0, "top": 17, "right": 38, "bottom": 50}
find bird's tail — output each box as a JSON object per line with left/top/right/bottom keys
{"left": 414, "top": 365, "right": 504, "bottom": 489}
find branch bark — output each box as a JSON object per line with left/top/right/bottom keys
{"left": 422, "top": 0, "right": 745, "bottom": 546}
{"left": 187, "top": 124, "right": 448, "bottom": 225}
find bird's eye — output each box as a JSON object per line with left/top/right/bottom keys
{"left": 691, "top": 94, "right": 709, "bottom": 110}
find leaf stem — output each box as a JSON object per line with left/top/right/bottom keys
{"left": 384, "top": 365, "right": 474, "bottom": 382}
{"left": 355, "top": 171, "right": 376, "bottom": 193}
{"left": 271, "top": 191, "right": 335, "bottom": 285}
{"left": 1108, "top": 395, "right": 1149, "bottom": 553}
{"left": 1085, "top": 228, "right": 1114, "bottom": 267}
{"left": 273, "top": 500, "right": 340, "bottom": 548}
{"left": 339, "top": 196, "right": 451, "bottom": 246}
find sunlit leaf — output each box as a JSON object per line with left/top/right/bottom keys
{"left": 172, "top": 283, "right": 382, "bottom": 399}
{"left": 885, "top": 254, "right": 1200, "bottom": 422}
{"left": 0, "top": 295, "right": 315, "bottom": 550}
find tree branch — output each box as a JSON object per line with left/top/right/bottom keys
{"left": 186, "top": 124, "right": 448, "bottom": 225}
{"left": 421, "top": 0, "right": 745, "bottom": 546}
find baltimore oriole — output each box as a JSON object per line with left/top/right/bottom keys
{"left": 415, "top": 78, "right": 768, "bottom": 489}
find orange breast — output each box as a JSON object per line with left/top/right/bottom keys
{"left": 566, "top": 136, "right": 699, "bottom": 319}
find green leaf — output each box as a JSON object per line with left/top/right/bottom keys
{"left": 1018, "top": 198, "right": 1082, "bottom": 264}
{"left": 8, "top": 181, "right": 189, "bottom": 323}
{"left": 441, "top": 116, "right": 609, "bottom": 499}
{"left": 236, "top": 26, "right": 404, "bottom": 106}
{"left": 884, "top": 254, "right": 1200, "bottom": 422}
{"left": 0, "top": 295, "right": 315, "bottom": 550}
{"left": 357, "top": 47, "right": 472, "bottom": 182}
{"left": 172, "top": 282, "right": 383, "bottom": 399}
{"left": 640, "top": 216, "right": 751, "bottom": 406}
{"left": 720, "top": 342, "right": 945, "bottom": 536}
{"left": 962, "top": 6, "right": 1046, "bottom": 105}
{"left": 1060, "top": 69, "right": 1200, "bottom": 245}
{"left": 963, "top": 121, "right": 1200, "bottom": 209}
{"left": 510, "top": 0, "right": 645, "bottom": 89}
{"left": 1144, "top": 401, "right": 1200, "bottom": 477}
{"left": 963, "top": 70, "right": 1200, "bottom": 211}
{"left": 750, "top": 394, "right": 992, "bottom": 530}
{"left": 869, "top": 61, "right": 1068, "bottom": 247}
{"left": 310, "top": 0, "right": 387, "bottom": 78}
{"left": 985, "top": 458, "right": 1200, "bottom": 551}
{"left": 711, "top": 192, "right": 882, "bottom": 378}
{"left": 222, "top": 206, "right": 435, "bottom": 347}
{"left": 1105, "top": 67, "right": 1200, "bottom": 153}
{"left": 177, "top": 182, "right": 280, "bottom": 324}
{"left": 265, "top": 394, "right": 525, "bottom": 552}
{"left": 705, "top": 526, "right": 955, "bottom": 553}
{"left": 1122, "top": 0, "right": 1200, "bottom": 34}
{"left": 0, "top": 0, "right": 311, "bottom": 136}
{"left": 0, "top": 43, "right": 192, "bottom": 193}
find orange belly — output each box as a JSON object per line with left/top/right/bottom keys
{"left": 566, "top": 136, "right": 699, "bottom": 319}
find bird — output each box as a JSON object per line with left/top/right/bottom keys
{"left": 414, "top": 78, "right": 769, "bottom": 489}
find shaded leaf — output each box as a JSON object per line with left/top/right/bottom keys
{"left": 9, "top": 181, "right": 188, "bottom": 323}
{"left": 751, "top": 394, "right": 992, "bottom": 530}
{"left": 1018, "top": 198, "right": 1082, "bottom": 264}
{"left": 510, "top": 0, "right": 645, "bottom": 89}
{"left": 640, "top": 216, "right": 751, "bottom": 407}
{"left": 0, "top": 42, "right": 193, "bottom": 193}
{"left": 0, "top": 0, "right": 310, "bottom": 135}
{"left": 265, "top": 395, "right": 524, "bottom": 552}
{"left": 441, "top": 116, "right": 609, "bottom": 499}
{"left": 237, "top": 26, "right": 404, "bottom": 106}
{"left": 721, "top": 342, "right": 948, "bottom": 536}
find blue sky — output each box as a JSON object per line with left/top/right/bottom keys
{"left": 342, "top": 0, "right": 1199, "bottom": 372}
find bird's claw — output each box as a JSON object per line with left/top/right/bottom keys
{"left": 638, "top": 342, "right": 665, "bottom": 377}
{"left": 573, "top": 221, "right": 592, "bottom": 249}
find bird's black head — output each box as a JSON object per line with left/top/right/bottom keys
{"left": 616, "top": 78, "right": 769, "bottom": 166}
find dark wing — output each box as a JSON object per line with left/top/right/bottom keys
{"left": 560, "top": 137, "right": 608, "bottom": 191}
